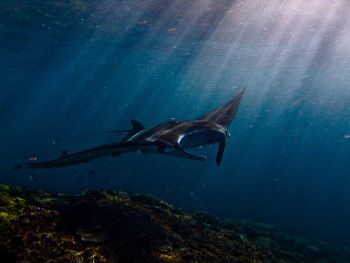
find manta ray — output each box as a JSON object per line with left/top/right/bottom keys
{"left": 27, "top": 88, "right": 245, "bottom": 169}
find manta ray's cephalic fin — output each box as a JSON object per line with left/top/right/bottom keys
{"left": 216, "top": 135, "right": 227, "bottom": 165}
{"left": 177, "top": 145, "right": 207, "bottom": 161}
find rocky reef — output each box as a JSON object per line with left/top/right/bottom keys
{"left": 0, "top": 184, "right": 349, "bottom": 263}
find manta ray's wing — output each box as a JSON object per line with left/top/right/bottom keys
{"left": 197, "top": 88, "right": 246, "bottom": 128}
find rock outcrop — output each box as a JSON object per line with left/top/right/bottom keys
{"left": 0, "top": 184, "right": 349, "bottom": 263}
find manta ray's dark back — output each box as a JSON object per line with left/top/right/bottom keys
{"left": 197, "top": 87, "right": 246, "bottom": 128}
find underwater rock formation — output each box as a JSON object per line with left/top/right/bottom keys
{"left": 0, "top": 184, "right": 349, "bottom": 263}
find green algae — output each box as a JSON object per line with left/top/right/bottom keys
{"left": 0, "top": 184, "right": 27, "bottom": 232}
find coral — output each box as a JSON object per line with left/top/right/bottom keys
{"left": 0, "top": 184, "right": 349, "bottom": 263}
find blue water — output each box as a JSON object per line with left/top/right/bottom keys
{"left": 1, "top": 0, "right": 350, "bottom": 245}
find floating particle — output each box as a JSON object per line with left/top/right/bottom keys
{"left": 138, "top": 20, "right": 148, "bottom": 25}
{"left": 29, "top": 156, "right": 38, "bottom": 161}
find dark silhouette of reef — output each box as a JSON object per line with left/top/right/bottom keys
{"left": 0, "top": 184, "right": 350, "bottom": 263}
